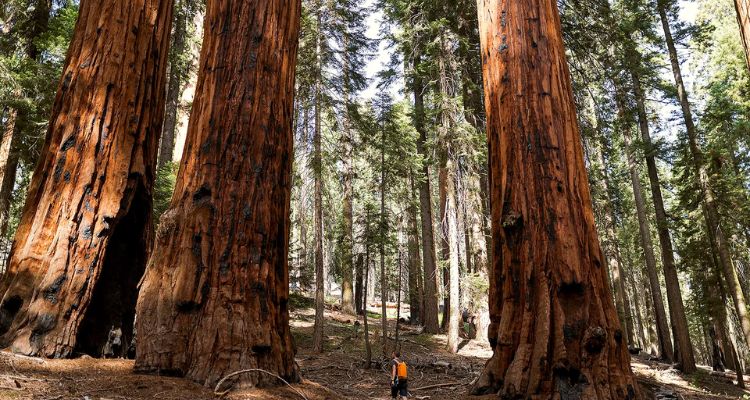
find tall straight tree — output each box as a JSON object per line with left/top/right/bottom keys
{"left": 158, "top": 0, "right": 201, "bottom": 170}
{"left": 628, "top": 59, "right": 695, "bottom": 371}
{"left": 0, "top": 0, "right": 172, "bottom": 357}
{"left": 135, "top": 0, "right": 302, "bottom": 387}
{"left": 473, "top": 0, "right": 639, "bottom": 396}
{"left": 657, "top": 0, "right": 750, "bottom": 349}
{"left": 0, "top": 0, "right": 51, "bottom": 238}
{"left": 412, "top": 53, "right": 440, "bottom": 334}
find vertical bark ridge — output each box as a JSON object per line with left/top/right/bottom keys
{"left": 135, "top": 0, "right": 301, "bottom": 388}
{"left": 474, "top": 0, "right": 638, "bottom": 397}
{"left": 0, "top": 0, "right": 172, "bottom": 358}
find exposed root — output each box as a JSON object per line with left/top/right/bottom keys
{"left": 213, "top": 369, "right": 308, "bottom": 400}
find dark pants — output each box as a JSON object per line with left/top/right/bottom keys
{"left": 391, "top": 379, "right": 408, "bottom": 398}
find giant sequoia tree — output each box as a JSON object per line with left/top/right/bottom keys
{"left": 0, "top": 0, "right": 172, "bottom": 357}
{"left": 135, "top": 0, "right": 302, "bottom": 387}
{"left": 473, "top": 0, "right": 638, "bottom": 397}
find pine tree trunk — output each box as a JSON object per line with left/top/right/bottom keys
{"left": 0, "top": 106, "right": 19, "bottom": 238}
{"left": 134, "top": 0, "right": 301, "bottom": 387}
{"left": 437, "top": 28, "right": 457, "bottom": 338}
{"left": 621, "top": 111, "right": 674, "bottom": 362}
{"left": 407, "top": 172, "right": 422, "bottom": 324}
{"left": 474, "top": 0, "right": 638, "bottom": 396}
{"left": 379, "top": 131, "right": 388, "bottom": 353}
{"left": 340, "top": 52, "right": 355, "bottom": 315}
{"left": 627, "top": 262, "right": 648, "bottom": 350}
{"left": 641, "top": 276, "right": 661, "bottom": 357}
{"left": 312, "top": 7, "right": 325, "bottom": 353}
{"left": 355, "top": 253, "right": 364, "bottom": 315}
{"left": 158, "top": 1, "right": 189, "bottom": 170}
{"left": 0, "top": 0, "right": 51, "bottom": 241}
{"left": 657, "top": 0, "right": 750, "bottom": 350}
{"left": 412, "top": 54, "right": 440, "bottom": 334}
{"left": 594, "top": 139, "right": 635, "bottom": 347}
{"left": 439, "top": 161, "right": 460, "bottom": 353}
{"left": 0, "top": 0, "right": 172, "bottom": 357}
{"left": 735, "top": 0, "right": 750, "bottom": 72}
{"left": 363, "top": 242, "right": 372, "bottom": 368}
{"left": 630, "top": 65, "right": 695, "bottom": 372}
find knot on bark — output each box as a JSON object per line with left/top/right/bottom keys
{"left": 502, "top": 210, "right": 522, "bottom": 231}
{"left": 156, "top": 208, "right": 178, "bottom": 241}
{"left": 583, "top": 326, "right": 607, "bottom": 355}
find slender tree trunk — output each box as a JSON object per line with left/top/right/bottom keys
{"left": 363, "top": 243, "right": 372, "bottom": 368}
{"left": 627, "top": 262, "right": 648, "bottom": 350}
{"left": 735, "top": 0, "right": 750, "bottom": 72}
{"left": 641, "top": 277, "right": 660, "bottom": 357}
{"left": 340, "top": 38, "right": 355, "bottom": 315}
{"left": 407, "top": 172, "right": 422, "bottom": 324}
{"left": 622, "top": 116, "right": 674, "bottom": 362}
{"left": 355, "top": 253, "right": 364, "bottom": 315}
{"left": 0, "top": 0, "right": 171, "bottom": 357}
{"left": 630, "top": 65, "right": 695, "bottom": 372}
{"left": 134, "top": 0, "right": 301, "bottom": 387}
{"left": 439, "top": 161, "right": 460, "bottom": 353}
{"left": 312, "top": 7, "right": 325, "bottom": 353}
{"left": 412, "top": 54, "right": 440, "bottom": 334}
{"left": 379, "top": 128, "right": 388, "bottom": 354}
{"left": 436, "top": 28, "right": 458, "bottom": 340}
{"left": 474, "top": 0, "right": 638, "bottom": 396}
{"left": 0, "top": 106, "right": 19, "bottom": 238}
{"left": 657, "top": 0, "right": 750, "bottom": 350}
{"left": 0, "top": 0, "right": 52, "bottom": 241}
{"left": 594, "top": 138, "right": 635, "bottom": 347}
{"left": 158, "top": 0, "right": 190, "bottom": 170}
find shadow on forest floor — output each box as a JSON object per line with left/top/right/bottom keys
{"left": 0, "top": 296, "right": 748, "bottom": 399}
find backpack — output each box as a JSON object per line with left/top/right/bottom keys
{"left": 396, "top": 361, "right": 408, "bottom": 379}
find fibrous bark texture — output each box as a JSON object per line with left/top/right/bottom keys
{"left": 474, "top": 0, "right": 639, "bottom": 397}
{"left": 0, "top": 0, "right": 172, "bottom": 357}
{"left": 134, "top": 0, "right": 301, "bottom": 388}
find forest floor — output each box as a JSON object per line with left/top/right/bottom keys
{"left": 0, "top": 295, "right": 748, "bottom": 400}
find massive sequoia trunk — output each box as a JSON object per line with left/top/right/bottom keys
{"left": 473, "top": 0, "right": 638, "bottom": 397}
{"left": 134, "top": 0, "right": 301, "bottom": 387}
{"left": 0, "top": 0, "right": 172, "bottom": 357}
{"left": 736, "top": 0, "right": 750, "bottom": 72}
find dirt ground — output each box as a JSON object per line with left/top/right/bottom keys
{"left": 1, "top": 302, "right": 749, "bottom": 399}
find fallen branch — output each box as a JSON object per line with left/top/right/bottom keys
{"left": 213, "top": 369, "right": 308, "bottom": 400}
{"left": 0, "top": 351, "right": 45, "bottom": 364}
{"left": 412, "top": 381, "right": 463, "bottom": 391}
{"left": 0, "top": 374, "right": 46, "bottom": 382}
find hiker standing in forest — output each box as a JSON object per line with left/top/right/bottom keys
{"left": 390, "top": 351, "right": 409, "bottom": 398}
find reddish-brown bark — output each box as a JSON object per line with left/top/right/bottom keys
{"left": 474, "top": 0, "right": 638, "bottom": 397}
{"left": 0, "top": 0, "right": 172, "bottom": 357}
{"left": 134, "top": 0, "right": 301, "bottom": 388}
